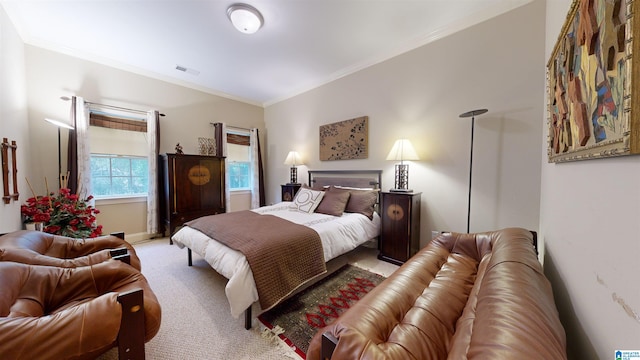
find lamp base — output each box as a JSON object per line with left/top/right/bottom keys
{"left": 389, "top": 188, "right": 413, "bottom": 193}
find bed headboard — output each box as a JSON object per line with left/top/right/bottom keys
{"left": 308, "top": 170, "right": 382, "bottom": 190}
{"left": 308, "top": 170, "right": 383, "bottom": 213}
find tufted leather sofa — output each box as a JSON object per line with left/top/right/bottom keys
{"left": 0, "top": 230, "right": 141, "bottom": 270}
{"left": 307, "top": 227, "right": 567, "bottom": 359}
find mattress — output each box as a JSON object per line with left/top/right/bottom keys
{"left": 171, "top": 202, "right": 381, "bottom": 318}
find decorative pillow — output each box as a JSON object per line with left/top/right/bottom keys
{"left": 290, "top": 188, "right": 325, "bottom": 213}
{"left": 315, "top": 189, "right": 351, "bottom": 216}
{"left": 330, "top": 186, "right": 378, "bottom": 220}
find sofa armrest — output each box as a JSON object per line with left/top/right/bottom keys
{"left": 321, "top": 332, "right": 338, "bottom": 360}
{"left": 110, "top": 248, "right": 131, "bottom": 265}
{"left": 117, "top": 288, "right": 146, "bottom": 360}
{"left": 110, "top": 231, "right": 125, "bottom": 240}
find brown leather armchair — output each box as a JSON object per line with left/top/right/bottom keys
{"left": 0, "top": 259, "right": 161, "bottom": 360}
{"left": 0, "top": 230, "right": 141, "bottom": 270}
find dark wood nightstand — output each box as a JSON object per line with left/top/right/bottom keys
{"left": 379, "top": 191, "right": 421, "bottom": 265}
{"left": 281, "top": 183, "right": 301, "bottom": 202}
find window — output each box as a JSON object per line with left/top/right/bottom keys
{"left": 91, "top": 155, "right": 148, "bottom": 198}
{"left": 227, "top": 142, "right": 251, "bottom": 191}
{"left": 226, "top": 132, "right": 252, "bottom": 191}
{"left": 88, "top": 114, "right": 149, "bottom": 199}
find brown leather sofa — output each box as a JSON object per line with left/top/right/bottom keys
{"left": 307, "top": 227, "right": 567, "bottom": 359}
{"left": 0, "top": 230, "right": 141, "bottom": 270}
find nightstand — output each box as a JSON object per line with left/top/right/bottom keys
{"left": 281, "top": 183, "right": 301, "bottom": 202}
{"left": 379, "top": 191, "right": 421, "bottom": 265}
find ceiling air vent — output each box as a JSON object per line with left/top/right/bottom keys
{"left": 175, "top": 64, "right": 200, "bottom": 76}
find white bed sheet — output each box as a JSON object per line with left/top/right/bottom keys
{"left": 171, "top": 202, "right": 381, "bottom": 318}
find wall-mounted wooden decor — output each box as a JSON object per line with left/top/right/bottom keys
{"left": 2, "top": 138, "right": 10, "bottom": 204}
{"left": 1, "top": 138, "right": 19, "bottom": 204}
{"left": 547, "top": 0, "right": 640, "bottom": 162}
{"left": 319, "top": 116, "right": 368, "bottom": 161}
{"left": 11, "top": 140, "right": 18, "bottom": 201}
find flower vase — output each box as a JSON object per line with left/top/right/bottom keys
{"left": 25, "top": 222, "right": 43, "bottom": 231}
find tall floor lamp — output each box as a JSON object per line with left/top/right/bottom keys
{"left": 44, "top": 118, "right": 75, "bottom": 188}
{"left": 459, "top": 109, "right": 488, "bottom": 233}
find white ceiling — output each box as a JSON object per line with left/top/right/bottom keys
{"left": 1, "top": 0, "right": 531, "bottom": 107}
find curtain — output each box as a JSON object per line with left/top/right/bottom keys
{"left": 221, "top": 123, "right": 231, "bottom": 212}
{"left": 68, "top": 96, "right": 92, "bottom": 202}
{"left": 146, "top": 110, "right": 160, "bottom": 234}
{"left": 67, "top": 99, "right": 78, "bottom": 193}
{"left": 250, "top": 128, "right": 265, "bottom": 208}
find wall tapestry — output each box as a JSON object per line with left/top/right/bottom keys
{"left": 547, "top": 0, "right": 640, "bottom": 162}
{"left": 319, "top": 116, "right": 368, "bottom": 161}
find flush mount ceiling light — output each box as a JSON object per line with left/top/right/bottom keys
{"left": 227, "top": 3, "right": 263, "bottom": 34}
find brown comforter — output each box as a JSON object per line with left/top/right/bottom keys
{"left": 187, "top": 210, "right": 326, "bottom": 311}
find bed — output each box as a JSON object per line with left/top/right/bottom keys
{"left": 171, "top": 170, "right": 383, "bottom": 329}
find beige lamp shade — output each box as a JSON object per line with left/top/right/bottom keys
{"left": 386, "top": 139, "right": 419, "bottom": 162}
{"left": 283, "top": 151, "right": 303, "bottom": 166}
{"left": 284, "top": 151, "right": 303, "bottom": 184}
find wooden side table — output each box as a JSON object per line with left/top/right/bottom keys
{"left": 379, "top": 191, "right": 421, "bottom": 265}
{"left": 281, "top": 183, "right": 301, "bottom": 202}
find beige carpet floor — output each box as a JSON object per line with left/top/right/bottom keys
{"left": 97, "top": 238, "right": 398, "bottom": 360}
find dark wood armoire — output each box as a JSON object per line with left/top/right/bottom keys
{"left": 159, "top": 153, "right": 225, "bottom": 240}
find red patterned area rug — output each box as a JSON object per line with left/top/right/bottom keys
{"left": 258, "top": 264, "right": 386, "bottom": 358}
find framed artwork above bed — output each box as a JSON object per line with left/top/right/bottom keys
{"left": 319, "top": 116, "right": 368, "bottom": 161}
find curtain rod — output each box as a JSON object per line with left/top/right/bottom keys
{"left": 64, "top": 96, "right": 164, "bottom": 117}
{"left": 86, "top": 101, "right": 149, "bottom": 116}
{"left": 211, "top": 123, "right": 252, "bottom": 132}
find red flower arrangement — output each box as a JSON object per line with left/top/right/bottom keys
{"left": 21, "top": 187, "right": 103, "bottom": 238}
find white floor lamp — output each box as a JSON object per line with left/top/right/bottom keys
{"left": 459, "top": 109, "right": 488, "bottom": 233}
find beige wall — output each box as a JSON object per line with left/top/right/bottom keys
{"left": 96, "top": 199, "right": 148, "bottom": 241}
{"left": 541, "top": 1, "right": 640, "bottom": 358}
{"left": 22, "top": 46, "right": 263, "bottom": 237}
{"left": 0, "top": 6, "right": 31, "bottom": 233}
{"left": 265, "top": 1, "right": 545, "bottom": 249}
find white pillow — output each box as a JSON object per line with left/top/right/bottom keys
{"left": 290, "top": 188, "right": 325, "bottom": 213}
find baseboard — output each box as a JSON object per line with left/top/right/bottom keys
{"left": 124, "top": 232, "right": 160, "bottom": 244}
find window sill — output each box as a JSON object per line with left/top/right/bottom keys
{"left": 96, "top": 196, "right": 147, "bottom": 206}
{"left": 230, "top": 189, "right": 251, "bottom": 195}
